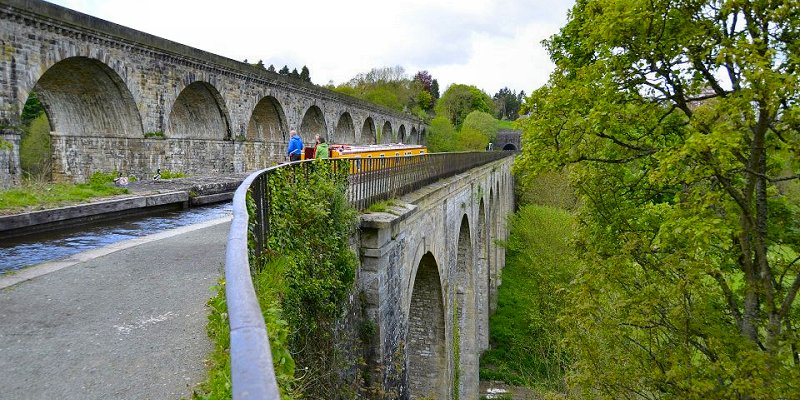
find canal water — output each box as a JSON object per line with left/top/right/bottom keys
{"left": 0, "top": 202, "right": 232, "bottom": 274}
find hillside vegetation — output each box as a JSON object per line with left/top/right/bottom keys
{"left": 506, "top": 0, "right": 800, "bottom": 398}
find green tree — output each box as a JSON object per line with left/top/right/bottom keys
{"left": 268, "top": 64, "right": 276, "bottom": 73}
{"left": 290, "top": 68, "right": 300, "bottom": 79}
{"left": 20, "top": 113, "right": 51, "bottom": 180}
{"left": 333, "top": 66, "right": 431, "bottom": 116}
{"left": 279, "top": 65, "right": 290, "bottom": 75}
{"left": 21, "top": 91, "right": 44, "bottom": 124}
{"left": 426, "top": 115, "right": 457, "bottom": 152}
{"left": 300, "top": 65, "right": 310, "bottom": 82}
{"left": 430, "top": 79, "right": 440, "bottom": 101}
{"left": 453, "top": 127, "right": 489, "bottom": 151}
{"left": 492, "top": 87, "right": 524, "bottom": 121}
{"left": 462, "top": 110, "right": 499, "bottom": 143}
{"left": 435, "top": 84, "right": 493, "bottom": 130}
{"left": 517, "top": 0, "right": 800, "bottom": 398}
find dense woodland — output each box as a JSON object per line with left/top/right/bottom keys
{"left": 505, "top": 0, "right": 800, "bottom": 399}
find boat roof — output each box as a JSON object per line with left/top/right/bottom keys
{"left": 330, "top": 143, "right": 426, "bottom": 154}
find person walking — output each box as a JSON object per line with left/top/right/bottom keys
{"left": 287, "top": 130, "right": 303, "bottom": 161}
{"left": 315, "top": 137, "right": 329, "bottom": 159}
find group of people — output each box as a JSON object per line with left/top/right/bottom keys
{"left": 286, "top": 130, "right": 329, "bottom": 161}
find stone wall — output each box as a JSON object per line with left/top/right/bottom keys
{"left": 49, "top": 136, "right": 289, "bottom": 182}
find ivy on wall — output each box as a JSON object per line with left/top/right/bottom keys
{"left": 196, "top": 160, "right": 360, "bottom": 399}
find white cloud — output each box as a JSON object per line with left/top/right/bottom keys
{"left": 48, "top": 0, "right": 573, "bottom": 95}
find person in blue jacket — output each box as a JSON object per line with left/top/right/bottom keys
{"left": 287, "top": 130, "right": 303, "bottom": 161}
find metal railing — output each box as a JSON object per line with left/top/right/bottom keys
{"left": 224, "top": 151, "right": 514, "bottom": 399}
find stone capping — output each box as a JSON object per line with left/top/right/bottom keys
{"left": 0, "top": 190, "right": 188, "bottom": 233}
{"left": 0, "top": 0, "right": 422, "bottom": 123}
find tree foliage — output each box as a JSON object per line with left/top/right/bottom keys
{"left": 333, "top": 66, "right": 437, "bottom": 118}
{"left": 426, "top": 110, "right": 498, "bottom": 152}
{"left": 20, "top": 113, "right": 51, "bottom": 180}
{"left": 300, "top": 65, "right": 311, "bottom": 82}
{"left": 435, "top": 84, "right": 494, "bottom": 130}
{"left": 462, "top": 110, "right": 499, "bottom": 143}
{"left": 21, "top": 91, "right": 44, "bottom": 124}
{"left": 492, "top": 87, "right": 525, "bottom": 121}
{"left": 516, "top": 0, "right": 800, "bottom": 398}
{"left": 426, "top": 115, "right": 458, "bottom": 152}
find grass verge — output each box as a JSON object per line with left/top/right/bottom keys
{"left": 0, "top": 172, "right": 128, "bottom": 213}
{"left": 192, "top": 258, "right": 296, "bottom": 399}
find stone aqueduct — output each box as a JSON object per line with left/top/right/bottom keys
{"left": 0, "top": 0, "right": 520, "bottom": 398}
{"left": 0, "top": 0, "right": 425, "bottom": 187}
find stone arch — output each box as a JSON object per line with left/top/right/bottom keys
{"left": 420, "top": 128, "right": 428, "bottom": 146}
{"left": 488, "top": 187, "right": 498, "bottom": 314}
{"left": 361, "top": 117, "right": 377, "bottom": 144}
{"left": 300, "top": 105, "right": 327, "bottom": 141}
{"left": 380, "top": 120, "right": 393, "bottom": 144}
{"left": 503, "top": 143, "right": 517, "bottom": 151}
{"left": 407, "top": 252, "right": 447, "bottom": 399}
{"left": 398, "top": 125, "right": 407, "bottom": 143}
{"left": 335, "top": 112, "right": 356, "bottom": 144}
{"left": 31, "top": 56, "right": 142, "bottom": 138}
{"left": 246, "top": 95, "right": 287, "bottom": 142}
{"left": 167, "top": 81, "right": 231, "bottom": 140}
{"left": 477, "top": 199, "right": 489, "bottom": 352}
{"left": 409, "top": 127, "right": 419, "bottom": 144}
{"left": 456, "top": 214, "right": 478, "bottom": 398}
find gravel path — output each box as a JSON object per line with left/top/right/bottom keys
{"left": 0, "top": 219, "right": 230, "bottom": 399}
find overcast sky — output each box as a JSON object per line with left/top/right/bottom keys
{"left": 48, "top": 0, "right": 575, "bottom": 96}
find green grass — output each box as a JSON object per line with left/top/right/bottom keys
{"left": 159, "top": 169, "right": 186, "bottom": 179}
{"left": 366, "top": 199, "right": 393, "bottom": 213}
{"left": 193, "top": 257, "right": 297, "bottom": 399}
{"left": 480, "top": 205, "right": 577, "bottom": 392}
{"left": 191, "top": 279, "right": 232, "bottom": 400}
{"left": 0, "top": 172, "right": 128, "bottom": 212}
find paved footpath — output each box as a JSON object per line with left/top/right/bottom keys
{"left": 0, "top": 218, "right": 231, "bottom": 400}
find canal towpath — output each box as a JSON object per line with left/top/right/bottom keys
{"left": 0, "top": 174, "right": 246, "bottom": 399}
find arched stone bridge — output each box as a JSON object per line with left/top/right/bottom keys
{"left": 0, "top": 0, "right": 424, "bottom": 186}
{"left": 357, "top": 157, "right": 514, "bottom": 398}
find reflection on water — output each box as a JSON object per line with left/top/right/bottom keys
{"left": 0, "top": 202, "right": 232, "bottom": 273}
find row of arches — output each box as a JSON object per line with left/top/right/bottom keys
{"left": 406, "top": 195, "right": 496, "bottom": 399}
{"left": 27, "top": 56, "right": 424, "bottom": 146}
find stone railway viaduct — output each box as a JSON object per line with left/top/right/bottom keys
{"left": 0, "top": 0, "right": 425, "bottom": 187}
{"left": 355, "top": 157, "right": 514, "bottom": 398}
